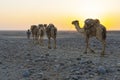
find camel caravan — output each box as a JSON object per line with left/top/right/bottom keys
{"left": 27, "top": 18, "right": 106, "bottom": 56}
{"left": 30, "top": 24, "right": 57, "bottom": 49}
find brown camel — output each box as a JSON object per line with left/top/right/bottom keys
{"left": 37, "top": 24, "right": 45, "bottom": 45}
{"left": 30, "top": 25, "right": 38, "bottom": 40}
{"left": 72, "top": 19, "right": 106, "bottom": 56}
{"left": 44, "top": 24, "right": 57, "bottom": 49}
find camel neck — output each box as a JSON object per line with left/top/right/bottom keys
{"left": 74, "top": 24, "right": 84, "bottom": 33}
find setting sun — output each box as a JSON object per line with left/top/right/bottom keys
{"left": 75, "top": 0, "right": 105, "bottom": 18}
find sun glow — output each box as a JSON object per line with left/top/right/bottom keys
{"left": 75, "top": 0, "right": 105, "bottom": 18}
{"left": 0, "top": 0, "right": 120, "bottom": 30}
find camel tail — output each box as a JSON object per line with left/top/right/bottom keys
{"left": 102, "top": 27, "right": 106, "bottom": 40}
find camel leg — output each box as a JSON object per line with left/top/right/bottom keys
{"left": 54, "top": 38, "right": 56, "bottom": 49}
{"left": 101, "top": 40, "right": 106, "bottom": 56}
{"left": 33, "top": 35, "right": 36, "bottom": 44}
{"left": 84, "top": 37, "right": 95, "bottom": 53}
{"left": 39, "top": 37, "right": 41, "bottom": 45}
{"left": 84, "top": 37, "right": 88, "bottom": 54}
{"left": 33, "top": 35, "right": 34, "bottom": 40}
{"left": 39, "top": 36, "right": 42, "bottom": 45}
{"left": 41, "top": 37, "right": 44, "bottom": 46}
{"left": 48, "top": 37, "right": 51, "bottom": 49}
{"left": 32, "top": 33, "right": 34, "bottom": 40}
{"left": 35, "top": 35, "right": 39, "bottom": 44}
{"left": 88, "top": 40, "right": 95, "bottom": 53}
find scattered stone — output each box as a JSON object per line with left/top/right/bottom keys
{"left": 45, "top": 53, "right": 49, "bottom": 57}
{"left": 89, "top": 74, "right": 94, "bottom": 78}
{"left": 97, "top": 66, "right": 106, "bottom": 75}
{"left": 26, "top": 53, "right": 31, "bottom": 56}
{"left": 53, "top": 64, "right": 60, "bottom": 71}
{"left": 34, "top": 58, "right": 44, "bottom": 62}
{"left": 0, "top": 31, "right": 119, "bottom": 80}
{"left": 22, "top": 69, "right": 31, "bottom": 77}
{"left": 86, "top": 60, "right": 93, "bottom": 64}
{"left": 36, "top": 72, "right": 43, "bottom": 78}
{"left": 42, "top": 78, "right": 48, "bottom": 80}
{"left": 117, "top": 63, "right": 120, "bottom": 67}
{"left": 76, "top": 58, "right": 81, "bottom": 61}
{"left": 117, "top": 68, "right": 120, "bottom": 71}
{"left": 59, "top": 63, "right": 64, "bottom": 66}
{"left": 2, "top": 66, "right": 7, "bottom": 69}
{"left": 0, "top": 61, "right": 2, "bottom": 64}
{"left": 71, "top": 75, "right": 79, "bottom": 80}
{"left": 89, "top": 72, "right": 95, "bottom": 78}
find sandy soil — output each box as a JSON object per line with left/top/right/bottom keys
{"left": 0, "top": 30, "right": 120, "bottom": 80}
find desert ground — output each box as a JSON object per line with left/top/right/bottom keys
{"left": 0, "top": 30, "right": 120, "bottom": 80}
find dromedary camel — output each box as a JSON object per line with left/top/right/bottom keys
{"left": 72, "top": 19, "right": 106, "bottom": 56}
{"left": 30, "top": 25, "right": 38, "bottom": 40}
{"left": 37, "top": 24, "right": 45, "bottom": 45}
{"left": 44, "top": 24, "right": 57, "bottom": 49}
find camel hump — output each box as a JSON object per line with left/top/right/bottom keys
{"left": 48, "top": 24, "right": 55, "bottom": 27}
{"left": 46, "top": 24, "right": 57, "bottom": 37}
{"left": 38, "top": 24, "right": 43, "bottom": 27}
{"left": 84, "top": 18, "right": 101, "bottom": 29}
{"left": 31, "top": 25, "right": 37, "bottom": 31}
{"left": 85, "top": 19, "right": 100, "bottom": 25}
{"left": 47, "top": 24, "right": 56, "bottom": 30}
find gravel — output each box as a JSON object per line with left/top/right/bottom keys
{"left": 0, "top": 31, "right": 120, "bottom": 80}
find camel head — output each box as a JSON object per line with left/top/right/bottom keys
{"left": 72, "top": 20, "right": 83, "bottom": 31}
{"left": 44, "top": 24, "right": 47, "bottom": 28}
{"left": 30, "top": 25, "right": 37, "bottom": 31}
{"left": 72, "top": 20, "right": 80, "bottom": 28}
{"left": 38, "top": 24, "right": 44, "bottom": 29}
{"left": 72, "top": 20, "right": 79, "bottom": 25}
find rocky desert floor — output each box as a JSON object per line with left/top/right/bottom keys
{"left": 0, "top": 31, "right": 120, "bottom": 80}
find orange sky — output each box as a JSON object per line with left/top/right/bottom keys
{"left": 0, "top": 0, "right": 120, "bottom": 30}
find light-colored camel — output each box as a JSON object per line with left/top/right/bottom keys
{"left": 44, "top": 24, "right": 57, "bottom": 49}
{"left": 30, "top": 25, "right": 38, "bottom": 40}
{"left": 37, "top": 24, "right": 45, "bottom": 45}
{"left": 72, "top": 19, "right": 106, "bottom": 56}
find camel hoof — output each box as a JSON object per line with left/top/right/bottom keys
{"left": 54, "top": 47, "right": 57, "bottom": 49}
{"left": 100, "top": 52, "right": 105, "bottom": 57}
{"left": 48, "top": 46, "right": 51, "bottom": 49}
{"left": 100, "top": 54, "right": 105, "bottom": 57}
{"left": 91, "top": 50, "right": 95, "bottom": 53}
{"left": 40, "top": 44, "right": 44, "bottom": 46}
{"left": 83, "top": 51, "right": 87, "bottom": 54}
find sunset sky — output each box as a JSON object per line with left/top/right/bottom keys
{"left": 0, "top": 0, "right": 120, "bottom": 30}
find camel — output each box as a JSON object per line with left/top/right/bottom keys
{"left": 72, "top": 19, "right": 106, "bottom": 56}
{"left": 44, "top": 24, "right": 57, "bottom": 49}
{"left": 37, "top": 24, "right": 45, "bottom": 45}
{"left": 30, "top": 25, "right": 38, "bottom": 40}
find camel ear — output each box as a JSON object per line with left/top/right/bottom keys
{"left": 94, "top": 19, "right": 100, "bottom": 24}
